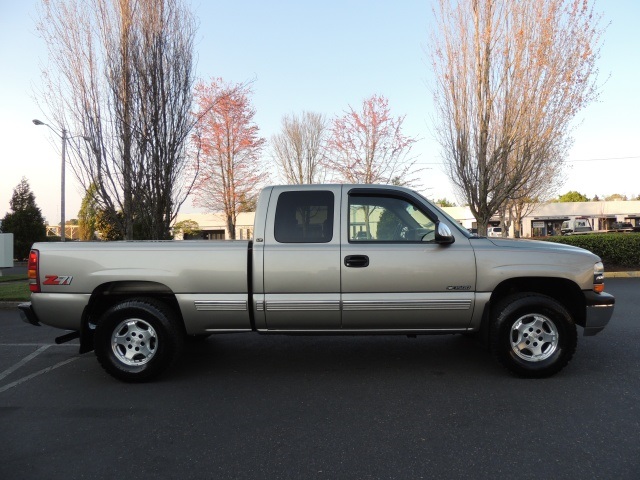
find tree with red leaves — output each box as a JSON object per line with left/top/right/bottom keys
{"left": 326, "top": 94, "right": 418, "bottom": 185}
{"left": 191, "top": 78, "right": 267, "bottom": 239}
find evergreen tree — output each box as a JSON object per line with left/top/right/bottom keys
{"left": 95, "top": 208, "right": 125, "bottom": 241}
{"left": 377, "top": 208, "right": 401, "bottom": 240}
{"left": 1, "top": 178, "right": 47, "bottom": 259}
{"left": 78, "top": 184, "right": 100, "bottom": 240}
{"left": 557, "top": 191, "right": 589, "bottom": 202}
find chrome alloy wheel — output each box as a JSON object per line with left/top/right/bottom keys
{"left": 111, "top": 318, "right": 158, "bottom": 366}
{"left": 510, "top": 314, "right": 559, "bottom": 362}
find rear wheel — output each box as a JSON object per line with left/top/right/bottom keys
{"left": 95, "top": 298, "right": 184, "bottom": 382}
{"left": 490, "top": 294, "right": 577, "bottom": 378}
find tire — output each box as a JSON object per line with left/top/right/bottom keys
{"left": 490, "top": 293, "right": 577, "bottom": 378}
{"left": 95, "top": 298, "right": 184, "bottom": 382}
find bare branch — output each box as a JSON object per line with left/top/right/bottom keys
{"left": 36, "top": 0, "right": 197, "bottom": 239}
{"left": 271, "top": 111, "right": 328, "bottom": 184}
{"left": 430, "top": 0, "right": 605, "bottom": 235}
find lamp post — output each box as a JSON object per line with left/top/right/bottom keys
{"left": 33, "top": 119, "right": 86, "bottom": 242}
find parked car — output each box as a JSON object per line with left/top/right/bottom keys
{"left": 610, "top": 222, "right": 634, "bottom": 233}
{"left": 487, "top": 226, "right": 502, "bottom": 237}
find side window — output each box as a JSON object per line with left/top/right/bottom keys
{"left": 349, "top": 195, "right": 436, "bottom": 242}
{"left": 274, "top": 191, "right": 334, "bottom": 243}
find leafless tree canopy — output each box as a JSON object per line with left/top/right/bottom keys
{"left": 37, "top": 0, "right": 197, "bottom": 239}
{"left": 271, "top": 111, "right": 328, "bottom": 184}
{"left": 430, "top": 0, "right": 605, "bottom": 235}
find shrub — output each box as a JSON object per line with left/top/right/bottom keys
{"left": 540, "top": 233, "right": 640, "bottom": 268}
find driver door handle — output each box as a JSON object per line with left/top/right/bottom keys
{"left": 344, "top": 255, "right": 369, "bottom": 268}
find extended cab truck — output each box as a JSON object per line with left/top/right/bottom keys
{"left": 19, "top": 184, "right": 615, "bottom": 382}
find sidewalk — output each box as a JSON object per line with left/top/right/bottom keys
{"left": 0, "top": 262, "right": 27, "bottom": 276}
{"left": 605, "top": 271, "right": 640, "bottom": 278}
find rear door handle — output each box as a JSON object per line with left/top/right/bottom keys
{"left": 344, "top": 255, "right": 369, "bottom": 268}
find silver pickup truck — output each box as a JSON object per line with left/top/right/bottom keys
{"left": 19, "top": 184, "right": 615, "bottom": 381}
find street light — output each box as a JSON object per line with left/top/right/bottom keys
{"left": 32, "top": 119, "right": 88, "bottom": 242}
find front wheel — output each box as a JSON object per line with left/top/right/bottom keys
{"left": 490, "top": 294, "right": 577, "bottom": 378}
{"left": 95, "top": 298, "right": 184, "bottom": 382}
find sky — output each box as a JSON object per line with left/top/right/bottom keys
{"left": 1, "top": 0, "right": 639, "bottom": 225}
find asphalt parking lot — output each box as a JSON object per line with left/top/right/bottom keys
{"left": 1, "top": 278, "right": 639, "bottom": 479}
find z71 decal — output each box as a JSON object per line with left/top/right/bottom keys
{"left": 43, "top": 275, "right": 73, "bottom": 286}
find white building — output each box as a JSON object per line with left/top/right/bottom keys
{"left": 516, "top": 200, "right": 640, "bottom": 237}
{"left": 172, "top": 212, "right": 256, "bottom": 240}
{"left": 442, "top": 201, "right": 640, "bottom": 237}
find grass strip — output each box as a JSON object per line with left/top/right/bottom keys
{"left": 0, "top": 281, "right": 30, "bottom": 301}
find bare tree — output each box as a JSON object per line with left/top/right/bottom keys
{"left": 271, "top": 111, "right": 328, "bottom": 184}
{"left": 191, "top": 78, "right": 268, "bottom": 239}
{"left": 326, "top": 94, "right": 418, "bottom": 185}
{"left": 505, "top": 154, "right": 564, "bottom": 237}
{"left": 37, "top": 0, "right": 197, "bottom": 239}
{"left": 429, "top": 0, "right": 605, "bottom": 236}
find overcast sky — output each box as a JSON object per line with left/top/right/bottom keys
{"left": 1, "top": 0, "right": 639, "bottom": 225}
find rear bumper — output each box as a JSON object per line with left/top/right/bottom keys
{"left": 18, "top": 302, "right": 41, "bottom": 326}
{"left": 582, "top": 291, "right": 615, "bottom": 336}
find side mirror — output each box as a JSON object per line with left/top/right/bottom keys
{"left": 435, "top": 222, "right": 455, "bottom": 245}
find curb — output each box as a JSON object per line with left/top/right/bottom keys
{"left": 605, "top": 271, "right": 640, "bottom": 278}
{"left": 0, "top": 302, "right": 22, "bottom": 310}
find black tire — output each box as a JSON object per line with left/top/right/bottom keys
{"left": 95, "top": 298, "right": 184, "bottom": 382}
{"left": 490, "top": 293, "right": 577, "bottom": 378}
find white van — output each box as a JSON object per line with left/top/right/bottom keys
{"left": 561, "top": 219, "right": 593, "bottom": 235}
{"left": 487, "top": 226, "right": 502, "bottom": 237}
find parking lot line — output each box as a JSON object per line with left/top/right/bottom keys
{"left": 0, "top": 345, "right": 50, "bottom": 382}
{"left": 0, "top": 357, "right": 78, "bottom": 393}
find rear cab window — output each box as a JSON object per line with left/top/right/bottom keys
{"left": 274, "top": 191, "right": 334, "bottom": 243}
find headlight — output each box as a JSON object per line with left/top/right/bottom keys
{"left": 593, "top": 261, "right": 605, "bottom": 293}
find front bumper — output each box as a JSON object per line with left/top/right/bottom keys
{"left": 18, "top": 302, "right": 41, "bottom": 326}
{"left": 583, "top": 291, "right": 615, "bottom": 336}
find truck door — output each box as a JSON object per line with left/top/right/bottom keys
{"left": 261, "top": 187, "right": 342, "bottom": 330}
{"left": 340, "top": 188, "right": 476, "bottom": 330}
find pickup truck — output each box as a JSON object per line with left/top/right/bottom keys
{"left": 19, "top": 184, "right": 615, "bottom": 382}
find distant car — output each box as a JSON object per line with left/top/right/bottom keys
{"left": 487, "top": 226, "right": 502, "bottom": 237}
{"left": 611, "top": 222, "right": 634, "bottom": 232}
{"left": 561, "top": 219, "right": 593, "bottom": 235}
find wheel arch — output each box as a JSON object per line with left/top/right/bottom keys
{"left": 487, "top": 277, "right": 586, "bottom": 328}
{"left": 81, "top": 281, "right": 185, "bottom": 350}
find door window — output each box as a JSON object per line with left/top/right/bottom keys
{"left": 348, "top": 195, "right": 436, "bottom": 242}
